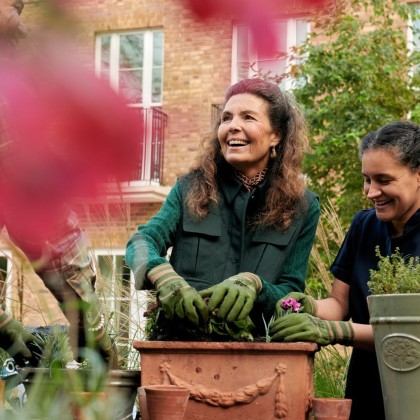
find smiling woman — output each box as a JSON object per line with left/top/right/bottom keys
{"left": 126, "top": 78, "right": 320, "bottom": 340}
{"left": 218, "top": 93, "right": 280, "bottom": 178}
{"left": 269, "top": 121, "right": 420, "bottom": 420}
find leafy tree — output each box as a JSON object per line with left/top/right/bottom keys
{"left": 288, "top": 0, "right": 420, "bottom": 224}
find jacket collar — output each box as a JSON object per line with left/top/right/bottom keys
{"left": 217, "top": 161, "right": 269, "bottom": 204}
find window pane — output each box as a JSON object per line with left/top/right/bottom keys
{"left": 97, "top": 255, "right": 113, "bottom": 295}
{"left": 153, "top": 32, "right": 164, "bottom": 66}
{"left": 100, "top": 35, "right": 111, "bottom": 72}
{"left": 238, "top": 61, "right": 251, "bottom": 80}
{"left": 237, "top": 25, "right": 249, "bottom": 62}
{"left": 120, "top": 34, "right": 144, "bottom": 69}
{"left": 296, "top": 19, "right": 309, "bottom": 46}
{"left": 258, "top": 58, "right": 286, "bottom": 79}
{"left": 274, "top": 21, "right": 287, "bottom": 55}
{"left": 152, "top": 68, "right": 162, "bottom": 103}
{"left": 119, "top": 69, "right": 143, "bottom": 103}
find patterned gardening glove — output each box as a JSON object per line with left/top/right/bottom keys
{"left": 148, "top": 263, "right": 208, "bottom": 326}
{"left": 94, "top": 328, "right": 120, "bottom": 369}
{"left": 199, "top": 273, "right": 262, "bottom": 323}
{"left": 269, "top": 313, "right": 354, "bottom": 346}
{"left": 275, "top": 292, "right": 317, "bottom": 317}
{"left": 0, "top": 312, "right": 43, "bottom": 366}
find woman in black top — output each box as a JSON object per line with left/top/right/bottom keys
{"left": 269, "top": 121, "right": 420, "bottom": 419}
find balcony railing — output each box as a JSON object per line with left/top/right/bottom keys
{"left": 133, "top": 107, "right": 167, "bottom": 184}
{"left": 211, "top": 103, "right": 223, "bottom": 128}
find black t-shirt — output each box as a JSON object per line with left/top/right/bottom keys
{"left": 330, "top": 208, "right": 420, "bottom": 420}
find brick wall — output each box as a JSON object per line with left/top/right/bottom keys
{"left": 21, "top": 0, "right": 233, "bottom": 247}
{"left": 8, "top": 0, "right": 328, "bottom": 324}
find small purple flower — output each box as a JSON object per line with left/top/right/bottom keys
{"left": 292, "top": 300, "right": 301, "bottom": 312}
{"left": 281, "top": 297, "right": 301, "bottom": 313}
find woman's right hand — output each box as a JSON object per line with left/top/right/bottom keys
{"left": 148, "top": 263, "right": 208, "bottom": 326}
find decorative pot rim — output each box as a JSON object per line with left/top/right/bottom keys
{"left": 368, "top": 293, "right": 420, "bottom": 299}
{"left": 133, "top": 340, "right": 318, "bottom": 353}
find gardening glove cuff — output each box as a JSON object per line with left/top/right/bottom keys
{"left": 199, "top": 273, "right": 262, "bottom": 323}
{"left": 275, "top": 292, "right": 317, "bottom": 317}
{"left": 269, "top": 313, "right": 354, "bottom": 346}
{"left": 0, "top": 312, "right": 43, "bottom": 365}
{"left": 147, "top": 263, "right": 208, "bottom": 326}
{"left": 94, "top": 328, "right": 120, "bottom": 369}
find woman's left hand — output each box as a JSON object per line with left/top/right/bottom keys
{"left": 199, "top": 273, "right": 262, "bottom": 322}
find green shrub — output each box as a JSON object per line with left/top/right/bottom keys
{"left": 368, "top": 247, "right": 420, "bottom": 294}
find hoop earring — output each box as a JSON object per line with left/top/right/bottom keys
{"left": 270, "top": 146, "right": 277, "bottom": 159}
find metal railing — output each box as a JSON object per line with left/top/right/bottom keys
{"left": 134, "top": 107, "right": 167, "bottom": 184}
{"left": 211, "top": 103, "right": 223, "bottom": 128}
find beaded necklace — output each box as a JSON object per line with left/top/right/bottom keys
{"left": 235, "top": 168, "right": 267, "bottom": 191}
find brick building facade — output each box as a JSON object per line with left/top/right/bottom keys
{"left": 1, "top": 0, "right": 418, "bottom": 347}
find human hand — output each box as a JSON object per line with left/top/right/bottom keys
{"left": 275, "top": 292, "right": 317, "bottom": 317}
{"left": 148, "top": 263, "right": 208, "bottom": 326}
{"left": 199, "top": 273, "right": 262, "bottom": 323}
{"left": 269, "top": 313, "right": 354, "bottom": 346}
{"left": 0, "top": 312, "right": 43, "bottom": 366}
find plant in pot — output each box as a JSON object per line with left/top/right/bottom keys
{"left": 134, "top": 297, "right": 318, "bottom": 420}
{"left": 367, "top": 247, "right": 420, "bottom": 420}
{"left": 7, "top": 324, "right": 139, "bottom": 420}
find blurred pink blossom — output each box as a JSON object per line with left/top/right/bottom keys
{"left": 182, "top": 0, "right": 328, "bottom": 57}
{"left": 0, "top": 48, "right": 141, "bottom": 248}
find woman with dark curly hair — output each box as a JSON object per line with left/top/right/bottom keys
{"left": 270, "top": 121, "right": 420, "bottom": 419}
{"left": 126, "top": 78, "right": 320, "bottom": 337}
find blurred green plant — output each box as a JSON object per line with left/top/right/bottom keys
{"left": 307, "top": 203, "right": 350, "bottom": 398}
{"left": 306, "top": 200, "right": 346, "bottom": 297}
{"left": 314, "top": 345, "right": 351, "bottom": 398}
{"left": 25, "top": 325, "right": 74, "bottom": 368}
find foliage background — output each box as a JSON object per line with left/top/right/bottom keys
{"left": 289, "top": 0, "right": 420, "bottom": 225}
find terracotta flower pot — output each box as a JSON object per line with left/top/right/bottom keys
{"left": 142, "top": 384, "right": 190, "bottom": 420}
{"left": 133, "top": 340, "right": 318, "bottom": 420}
{"left": 311, "top": 398, "right": 352, "bottom": 420}
{"left": 70, "top": 391, "right": 107, "bottom": 420}
{"left": 0, "top": 379, "right": 5, "bottom": 407}
{"left": 137, "top": 386, "right": 149, "bottom": 420}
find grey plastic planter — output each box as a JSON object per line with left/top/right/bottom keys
{"left": 368, "top": 294, "right": 420, "bottom": 420}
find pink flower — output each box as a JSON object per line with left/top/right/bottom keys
{"left": 280, "top": 298, "right": 301, "bottom": 314}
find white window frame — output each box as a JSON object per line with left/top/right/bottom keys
{"left": 232, "top": 18, "right": 310, "bottom": 90}
{"left": 93, "top": 249, "right": 148, "bottom": 368}
{"left": 95, "top": 30, "right": 164, "bottom": 186}
{"left": 95, "top": 30, "right": 163, "bottom": 108}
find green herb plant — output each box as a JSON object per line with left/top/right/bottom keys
{"left": 144, "top": 303, "right": 256, "bottom": 342}
{"left": 368, "top": 247, "right": 420, "bottom": 294}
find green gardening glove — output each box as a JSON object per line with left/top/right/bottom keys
{"left": 94, "top": 329, "right": 120, "bottom": 369}
{"left": 0, "top": 312, "right": 43, "bottom": 366}
{"left": 269, "top": 313, "right": 354, "bottom": 346}
{"left": 148, "top": 263, "right": 208, "bottom": 326}
{"left": 199, "top": 273, "right": 262, "bottom": 323}
{"left": 275, "top": 292, "right": 317, "bottom": 317}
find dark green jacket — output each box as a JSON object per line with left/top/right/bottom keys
{"left": 126, "top": 171, "right": 320, "bottom": 332}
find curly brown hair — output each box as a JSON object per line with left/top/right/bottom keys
{"left": 186, "top": 78, "right": 310, "bottom": 230}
